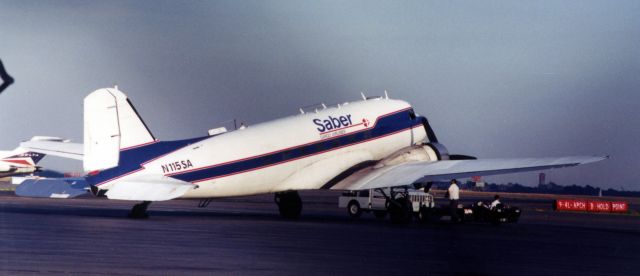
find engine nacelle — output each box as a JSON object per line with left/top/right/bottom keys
{"left": 424, "top": 142, "right": 450, "bottom": 161}
{"left": 374, "top": 142, "right": 450, "bottom": 168}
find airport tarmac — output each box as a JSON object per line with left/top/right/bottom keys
{"left": 0, "top": 188, "right": 638, "bottom": 275}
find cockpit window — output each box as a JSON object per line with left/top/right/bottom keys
{"left": 408, "top": 109, "right": 417, "bottom": 120}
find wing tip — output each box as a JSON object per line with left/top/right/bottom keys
{"left": 578, "top": 155, "right": 609, "bottom": 165}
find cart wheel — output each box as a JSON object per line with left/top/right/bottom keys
{"left": 347, "top": 201, "right": 362, "bottom": 218}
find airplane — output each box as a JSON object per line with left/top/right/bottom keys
{"left": 19, "top": 87, "right": 607, "bottom": 221}
{"left": 0, "top": 137, "right": 68, "bottom": 178}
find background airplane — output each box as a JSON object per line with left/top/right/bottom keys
{"left": 19, "top": 87, "right": 606, "bottom": 221}
{"left": 0, "top": 137, "right": 69, "bottom": 178}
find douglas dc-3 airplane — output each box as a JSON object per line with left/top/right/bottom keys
{"left": 20, "top": 87, "right": 606, "bottom": 220}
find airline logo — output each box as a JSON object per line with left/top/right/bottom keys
{"left": 313, "top": 114, "right": 369, "bottom": 140}
{"left": 7, "top": 152, "right": 45, "bottom": 164}
{"left": 313, "top": 115, "right": 353, "bottom": 132}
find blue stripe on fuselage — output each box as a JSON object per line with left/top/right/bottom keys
{"left": 170, "top": 110, "right": 423, "bottom": 183}
{"left": 87, "top": 136, "right": 209, "bottom": 186}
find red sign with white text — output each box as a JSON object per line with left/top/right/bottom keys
{"left": 556, "top": 199, "right": 628, "bottom": 213}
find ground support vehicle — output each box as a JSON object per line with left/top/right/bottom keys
{"left": 339, "top": 187, "right": 435, "bottom": 223}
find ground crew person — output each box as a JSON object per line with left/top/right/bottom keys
{"left": 447, "top": 179, "right": 460, "bottom": 222}
{"left": 490, "top": 194, "right": 501, "bottom": 210}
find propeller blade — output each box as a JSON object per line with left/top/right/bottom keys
{"left": 421, "top": 117, "right": 438, "bottom": 143}
{"left": 449, "top": 154, "right": 477, "bottom": 160}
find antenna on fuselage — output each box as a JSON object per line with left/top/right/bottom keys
{"left": 360, "top": 92, "right": 367, "bottom": 100}
{"left": 384, "top": 90, "right": 389, "bottom": 99}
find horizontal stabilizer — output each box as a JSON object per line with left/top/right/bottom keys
{"left": 15, "top": 178, "right": 89, "bottom": 198}
{"left": 20, "top": 140, "right": 83, "bottom": 160}
{"left": 333, "top": 155, "right": 608, "bottom": 191}
{"left": 105, "top": 175, "right": 196, "bottom": 201}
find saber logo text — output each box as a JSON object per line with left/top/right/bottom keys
{"left": 313, "top": 115, "right": 353, "bottom": 132}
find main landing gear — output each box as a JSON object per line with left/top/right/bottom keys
{"left": 128, "top": 201, "right": 151, "bottom": 219}
{"left": 380, "top": 187, "right": 413, "bottom": 224}
{"left": 388, "top": 197, "right": 412, "bottom": 224}
{"left": 275, "top": 191, "right": 302, "bottom": 219}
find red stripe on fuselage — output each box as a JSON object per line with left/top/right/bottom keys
{"left": 189, "top": 124, "right": 422, "bottom": 183}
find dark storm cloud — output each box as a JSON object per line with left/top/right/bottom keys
{"left": 0, "top": 1, "right": 638, "bottom": 189}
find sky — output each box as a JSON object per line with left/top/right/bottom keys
{"left": 0, "top": 1, "right": 638, "bottom": 190}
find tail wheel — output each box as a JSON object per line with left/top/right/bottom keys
{"left": 347, "top": 201, "right": 362, "bottom": 218}
{"left": 128, "top": 201, "right": 151, "bottom": 219}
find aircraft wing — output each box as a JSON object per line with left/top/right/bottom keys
{"left": 330, "top": 156, "right": 607, "bottom": 191}
{"left": 20, "top": 140, "right": 83, "bottom": 160}
{"left": 105, "top": 175, "right": 197, "bottom": 201}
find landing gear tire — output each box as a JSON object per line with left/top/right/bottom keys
{"left": 347, "top": 201, "right": 362, "bottom": 218}
{"left": 373, "top": 210, "right": 387, "bottom": 219}
{"left": 388, "top": 198, "right": 412, "bottom": 224}
{"left": 275, "top": 191, "right": 302, "bottom": 219}
{"left": 128, "top": 201, "right": 151, "bottom": 219}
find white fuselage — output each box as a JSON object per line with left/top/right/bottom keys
{"left": 98, "top": 98, "right": 427, "bottom": 198}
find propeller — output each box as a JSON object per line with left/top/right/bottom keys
{"left": 420, "top": 117, "right": 477, "bottom": 160}
{"left": 420, "top": 117, "right": 438, "bottom": 143}
{"left": 449, "top": 154, "right": 477, "bottom": 160}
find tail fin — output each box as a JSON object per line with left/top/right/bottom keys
{"left": 83, "top": 87, "right": 156, "bottom": 171}
{"left": 7, "top": 151, "right": 46, "bottom": 164}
